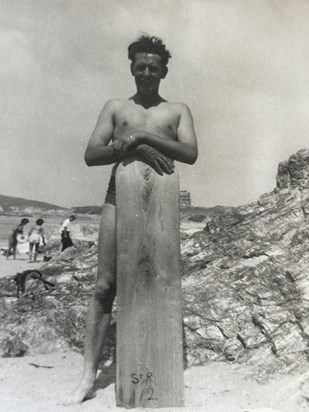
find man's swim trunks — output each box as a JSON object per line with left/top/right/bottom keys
{"left": 104, "top": 175, "right": 116, "bottom": 206}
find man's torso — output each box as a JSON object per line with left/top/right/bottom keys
{"left": 112, "top": 99, "right": 182, "bottom": 142}
{"left": 61, "top": 219, "right": 71, "bottom": 232}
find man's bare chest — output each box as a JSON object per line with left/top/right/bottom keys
{"left": 114, "top": 104, "right": 179, "bottom": 139}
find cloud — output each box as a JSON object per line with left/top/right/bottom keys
{"left": 0, "top": 29, "right": 36, "bottom": 79}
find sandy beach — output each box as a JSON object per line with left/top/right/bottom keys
{"left": 1, "top": 349, "right": 307, "bottom": 412}
{"left": 0, "top": 254, "right": 44, "bottom": 279}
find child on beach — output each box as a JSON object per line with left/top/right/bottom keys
{"left": 28, "top": 218, "right": 46, "bottom": 262}
{"left": 6, "top": 218, "right": 29, "bottom": 260}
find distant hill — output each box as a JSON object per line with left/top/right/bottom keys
{"left": 72, "top": 205, "right": 102, "bottom": 215}
{"left": 0, "top": 194, "right": 67, "bottom": 214}
{"left": 181, "top": 205, "right": 235, "bottom": 219}
{"left": 72, "top": 204, "right": 234, "bottom": 218}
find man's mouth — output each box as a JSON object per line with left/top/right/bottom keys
{"left": 141, "top": 83, "right": 153, "bottom": 91}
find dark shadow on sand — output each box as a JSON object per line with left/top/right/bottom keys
{"left": 183, "top": 319, "right": 188, "bottom": 370}
{"left": 94, "top": 362, "right": 116, "bottom": 391}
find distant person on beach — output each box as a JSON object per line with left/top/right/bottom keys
{"left": 61, "top": 215, "right": 76, "bottom": 252}
{"left": 6, "top": 218, "right": 29, "bottom": 260}
{"left": 65, "top": 34, "right": 198, "bottom": 405}
{"left": 28, "top": 218, "right": 46, "bottom": 262}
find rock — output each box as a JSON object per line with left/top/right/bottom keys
{"left": 0, "top": 329, "right": 28, "bottom": 357}
{"left": 276, "top": 160, "right": 290, "bottom": 189}
{"left": 276, "top": 148, "right": 309, "bottom": 190}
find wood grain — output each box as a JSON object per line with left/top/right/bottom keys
{"left": 116, "top": 158, "right": 184, "bottom": 408}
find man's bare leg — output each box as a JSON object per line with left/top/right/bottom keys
{"left": 64, "top": 204, "right": 116, "bottom": 404}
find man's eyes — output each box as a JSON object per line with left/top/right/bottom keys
{"left": 136, "top": 65, "right": 159, "bottom": 73}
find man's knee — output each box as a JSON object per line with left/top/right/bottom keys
{"left": 94, "top": 278, "right": 116, "bottom": 311}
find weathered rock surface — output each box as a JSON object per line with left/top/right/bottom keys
{"left": 276, "top": 148, "right": 309, "bottom": 190}
{"left": 182, "top": 149, "right": 309, "bottom": 380}
{"left": 2, "top": 149, "right": 309, "bottom": 383}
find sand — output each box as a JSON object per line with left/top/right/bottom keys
{"left": 0, "top": 254, "right": 44, "bottom": 279}
{"left": 0, "top": 257, "right": 308, "bottom": 412}
{"left": 1, "top": 351, "right": 307, "bottom": 412}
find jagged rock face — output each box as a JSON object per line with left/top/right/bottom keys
{"left": 276, "top": 148, "right": 309, "bottom": 189}
{"left": 182, "top": 185, "right": 309, "bottom": 380}
{"left": 2, "top": 149, "right": 309, "bottom": 382}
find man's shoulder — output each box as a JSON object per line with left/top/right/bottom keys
{"left": 100, "top": 98, "right": 128, "bottom": 116}
{"left": 104, "top": 98, "right": 127, "bottom": 109}
{"left": 163, "top": 101, "right": 192, "bottom": 115}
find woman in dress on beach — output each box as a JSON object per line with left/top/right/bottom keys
{"left": 6, "top": 218, "right": 29, "bottom": 260}
{"left": 28, "top": 218, "right": 46, "bottom": 262}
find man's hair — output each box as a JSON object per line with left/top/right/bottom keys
{"left": 128, "top": 34, "right": 172, "bottom": 67}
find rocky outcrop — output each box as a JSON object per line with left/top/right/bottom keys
{"left": 0, "top": 240, "right": 116, "bottom": 362}
{"left": 182, "top": 151, "right": 309, "bottom": 380}
{"left": 276, "top": 148, "right": 309, "bottom": 189}
{"left": 2, "top": 149, "right": 309, "bottom": 382}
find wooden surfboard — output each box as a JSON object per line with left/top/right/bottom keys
{"left": 116, "top": 158, "right": 184, "bottom": 408}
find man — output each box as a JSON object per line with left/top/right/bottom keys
{"left": 66, "top": 35, "right": 198, "bottom": 404}
{"left": 60, "top": 215, "right": 76, "bottom": 252}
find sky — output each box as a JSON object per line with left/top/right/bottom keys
{"left": 0, "top": 0, "right": 309, "bottom": 208}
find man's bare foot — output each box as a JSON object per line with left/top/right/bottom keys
{"left": 63, "top": 375, "right": 96, "bottom": 405}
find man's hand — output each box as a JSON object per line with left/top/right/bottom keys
{"left": 112, "top": 133, "right": 140, "bottom": 152}
{"left": 136, "top": 144, "right": 175, "bottom": 176}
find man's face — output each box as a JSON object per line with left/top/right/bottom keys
{"left": 131, "top": 52, "right": 167, "bottom": 95}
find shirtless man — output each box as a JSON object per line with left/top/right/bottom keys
{"left": 67, "top": 34, "right": 198, "bottom": 404}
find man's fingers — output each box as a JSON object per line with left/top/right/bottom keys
{"left": 157, "top": 157, "right": 175, "bottom": 175}
{"left": 137, "top": 147, "right": 174, "bottom": 175}
{"left": 151, "top": 159, "right": 164, "bottom": 175}
{"left": 147, "top": 153, "right": 174, "bottom": 175}
{"left": 163, "top": 158, "right": 174, "bottom": 174}
{"left": 156, "top": 156, "right": 174, "bottom": 174}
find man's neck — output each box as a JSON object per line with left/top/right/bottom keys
{"left": 131, "top": 93, "right": 164, "bottom": 109}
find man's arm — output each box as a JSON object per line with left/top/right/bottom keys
{"left": 84, "top": 100, "right": 124, "bottom": 166}
{"left": 140, "top": 104, "right": 197, "bottom": 164}
{"left": 84, "top": 99, "right": 175, "bottom": 175}
{"left": 116, "top": 104, "right": 198, "bottom": 165}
